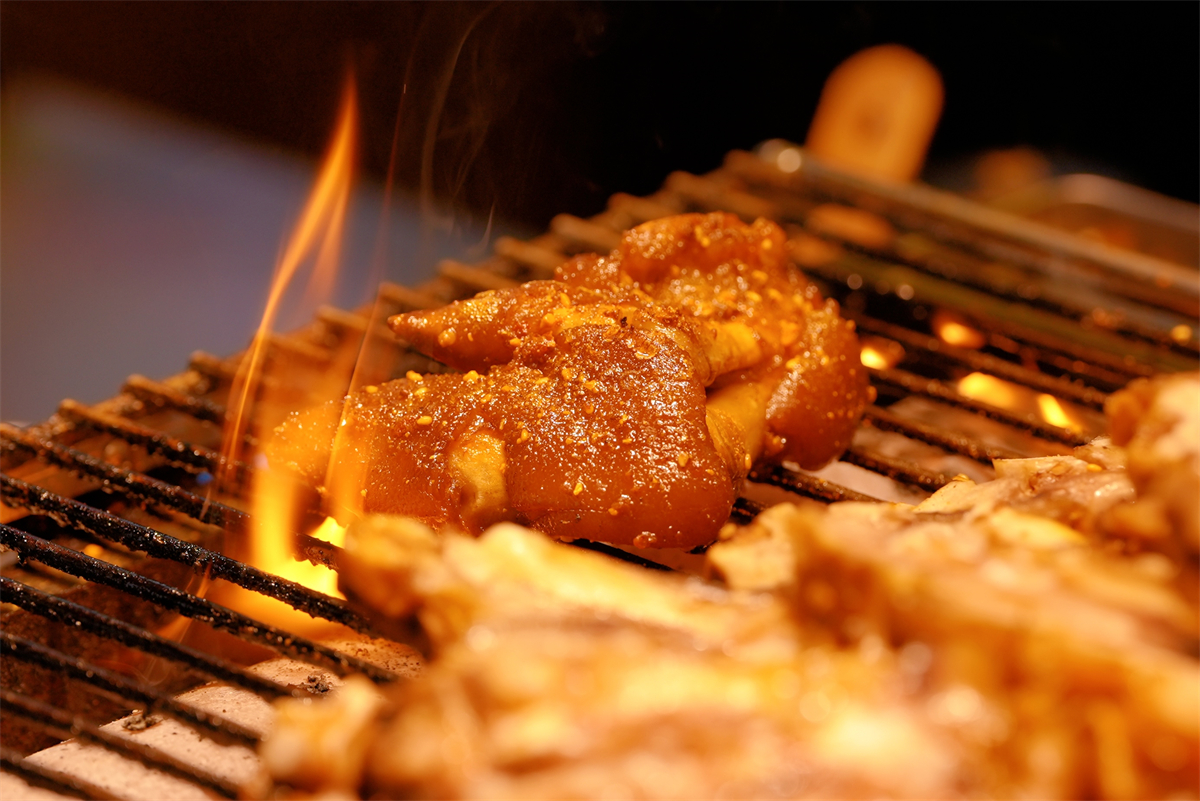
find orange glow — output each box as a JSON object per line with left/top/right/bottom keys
{"left": 211, "top": 77, "right": 359, "bottom": 634}
{"left": 860, "top": 346, "right": 890, "bottom": 370}
{"left": 958, "top": 373, "right": 1085, "bottom": 433}
{"left": 859, "top": 336, "right": 904, "bottom": 370}
{"left": 931, "top": 310, "right": 986, "bottom": 349}
{"left": 215, "top": 469, "right": 346, "bottom": 636}
{"left": 248, "top": 469, "right": 340, "bottom": 600}
{"left": 807, "top": 203, "right": 896, "bottom": 250}
{"left": 310, "top": 515, "right": 348, "bottom": 548}
{"left": 220, "top": 77, "right": 358, "bottom": 481}
{"left": 788, "top": 231, "right": 843, "bottom": 268}
{"left": 957, "top": 372, "right": 1020, "bottom": 410}
{"left": 1036, "top": 393, "right": 1081, "bottom": 433}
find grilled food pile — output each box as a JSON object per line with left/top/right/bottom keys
{"left": 256, "top": 214, "right": 1198, "bottom": 800}
{"left": 258, "top": 372, "right": 1198, "bottom": 800}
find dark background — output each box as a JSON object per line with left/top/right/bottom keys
{"left": 3, "top": 1, "right": 1197, "bottom": 232}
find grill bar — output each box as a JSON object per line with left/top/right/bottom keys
{"left": 810, "top": 249, "right": 1194, "bottom": 375}
{"left": 377, "top": 281, "right": 444, "bottom": 312}
{"left": 0, "top": 747, "right": 117, "bottom": 800}
{"left": 57, "top": 399, "right": 251, "bottom": 486}
{"left": 187, "top": 350, "right": 286, "bottom": 401}
{"left": 1, "top": 633, "right": 260, "bottom": 747}
{"left": 439, "top": 260, "right": 523, "bottom": 292}
{"left": 731, "top": 496, "right": 769, "bottom": 523}
{"left": 802, "top": 221, "right": 1194, "bottom": 356}
{"left": 1, "top": 424, "right": 344, "bottom": 574}
{"left": 850, "top": 315, "right": 1109, "bottom": 409}
{"left": 2, "top": 422, "right": 248, "bottom": 534}
{"left": 979, "top": 314, "right": 1161, "bottom": 381}
{"left": 0, "top": 474, "right": 373, "bottom": 634}
{"left": 729, "top": 148, "right": 1200, "bottom": 299}
{"left": 861, "top": 405, "right": 1018, "bottom": 465}
{"left": 121, "top": 374, "right": 227, "bottom": 425}
{"left": 869, "top": 367, "right": 1090, "bottom": 446}
{"left": 569, "top": 540, "right": 674, "bottom": 572}
{"left": 750, "top": 464, "right": 880, "bottom": 503}
{"left": 316, "top": 305, "right": 395, "bottom": 347}
{"left": 549, "top": 214, "right": 622, "bottom": 252}
{"left": 0, "top": 525, "right": 398, "bottom": 682}
{"left": 1, "top": 690, "right": 241, "bottom": 798}
{"left": 863, "top": 238, "right": 1192, "bottom": 352}
{"left": 1, "top": 577, "right": 296, "bottom": 699}
{"left": 840, "top": 446, "right": 951, "bottom": 492}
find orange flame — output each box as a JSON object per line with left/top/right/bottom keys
{"left": 310, "top": 514, "right": 348, "bottom": 548}
{"left": 957, "top": 372, "right": 1084, "bottom": 433}
{"left": 220, "top": 78, "right": 358, "bottom": 481}
{"left": 211, "top": 77, "right": 359, "bottom": 634}
{"left": 1036, "top": 393, "right": 1081, "bottom": 433}
{"left": 859, "top": 336, "right": 904, "bottom": 370}
{"left": 228, "top": 469, "right": 347, "bottom": 633}
{"left": 931, "top": 310, "right": 986, "bottom": 349}
{"left": 957, "top": 372, "right": 1020, "bottom": 410}
{"left": 860, "top": 346, "right": 891, "bottom": 370}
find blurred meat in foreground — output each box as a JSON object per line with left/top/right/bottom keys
{"left": 268, "top": 213, "right": 869, "bottom": 549}
{"left": 257, "top": 373, "right": 1198, "bottom": 800}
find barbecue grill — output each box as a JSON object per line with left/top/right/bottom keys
{"left": 2, "top": 141, "right": 1197, "bottom": 798}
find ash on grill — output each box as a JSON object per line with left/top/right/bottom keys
{"left": 2, "top": 142, "right": 1197, "bottom": 799}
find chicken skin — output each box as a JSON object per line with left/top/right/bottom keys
{"left": 268, "top": 213, "right": 869, "bottom": 549}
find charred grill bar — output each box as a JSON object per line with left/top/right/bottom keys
{"left": 0, "top": 526, "right": 391, "bottom": 682}
{"left": 0, "top": 475, "right": 363, "bottom": 632}
{"left": 2, "top": 143, "right": 1196, "bottom": 797}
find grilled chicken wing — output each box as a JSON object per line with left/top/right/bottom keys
{"left": 268, "top": 213, "right": 869, "bottom": 548}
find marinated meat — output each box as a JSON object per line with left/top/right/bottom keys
{"left": 257, "top": 374, "right": 1199, "bottom": 801}
{"left": 268, "top": 213, "right": 869, "bottom": 549}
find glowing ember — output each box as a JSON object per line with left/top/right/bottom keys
{"left": 958, "top": 372, "right": 1020, "bottom": 410}
{"left": 860, "top": 347, "right": 890, "bottom": 370}
{"left": 1036, "top": 393, "right": 1080, "bottom": 433}
{"left": 958, "top": 372, "right": 1084, "bottom": 433}
{"left": 931, "top": 310, "right": 986, "bottom": 349}
{"left": 859, "top": 336, "right": 904, "bottom": 370}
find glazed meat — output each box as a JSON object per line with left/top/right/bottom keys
{"left": 257, "top": 375, "right": 1199, "bottom": 801}
{"left": 268, "top": 213, "right": 869, "bottom": 548}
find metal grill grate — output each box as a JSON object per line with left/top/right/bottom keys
{"left": 2, "top": 142, "right": 1196, "bottom": 798}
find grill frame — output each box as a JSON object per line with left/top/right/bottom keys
{"left": 2, "top": 142, "right": 1196, "bottom": 798}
